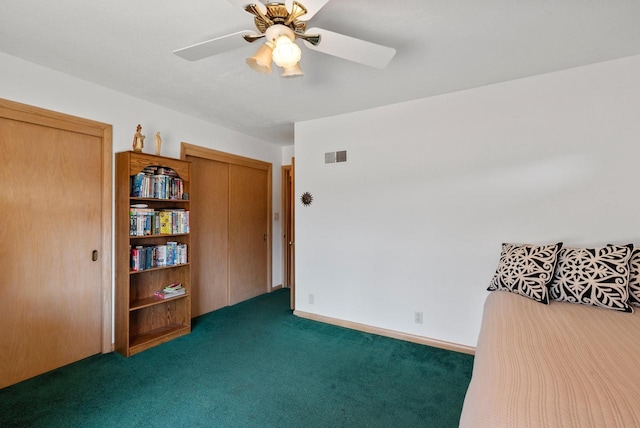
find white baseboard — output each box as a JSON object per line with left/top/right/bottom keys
{"left": 293, "top": 310, "right": 475, "bottom": 355}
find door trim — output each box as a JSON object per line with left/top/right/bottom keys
{"left": 281, "top": 165, "right": 292, "bottom": 289}
{"left": 290, "top": 157, "right": 295, "bottom": 309}
{"left": 281, "top": 163, "right": 295, "bottom": 310}
{"left": 0, "top": 97, "right": 113, "bottom": 353}
{"left": 180, "top": 142, "right": 273, "bottom": 292}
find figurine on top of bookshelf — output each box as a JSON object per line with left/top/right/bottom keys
{"left": 132, "top": 124, "right": 145, "bottom": 152}
{"left": 154, "top": 131, "right": 162, "bottom": 156}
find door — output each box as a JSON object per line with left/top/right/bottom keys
{"left": 229, "top": 164, "right": 269, "bottom": 305}
{"left": 189, "top": 156, "right": 229, "bottom": 317}
{"left": 183, "top": 143, "right": 272, "bottom": 314}
{"left": 0, "top": 102, "right": 111, "bottom": 388}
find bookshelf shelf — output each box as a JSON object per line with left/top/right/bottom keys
{"left": 130, "top": 233, "right": 190, "bottom": 240}
{"left": 130, "top": 197, "right": 189, "bottom": 203}
{"left": 116, "top": 151, "right": 192, "bottom": 357}
{"left": 130, "top": 294, "right": 190, "bottom": 312}
{"left": 129, "top": 323, "right": 190, "bottom": 351}
{"left": 129, "top": 262, "right": 190, "bottom": 275}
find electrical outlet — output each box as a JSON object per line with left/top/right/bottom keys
{"left": 414, "top": 312, "right": 423, "bottom": 324}
{"left": 308, "top": 294, "right": 315, "bottom": 304}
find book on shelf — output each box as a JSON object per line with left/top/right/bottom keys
{"left": 156, "top": 245, "right": 167, "bottom": 267}
{"left": 163, "top": 282, "right": 183, "bottom": 292}
{"left": 153, "top": 289, "right": 186, "bottom": 299}
{"left": 166, "top": 241, "right": 176, "bottom": 266}
{"left": 159, "top": 211, "right": 172, "bottom": 234}
{"left": 153, "top": 283, "right": 185, "bottom": 300}
{"left": 130, "top": 246, "right": 144, "bottom": 272}
{"left": 131, "top": 173, "right": 145, "bottom": 198}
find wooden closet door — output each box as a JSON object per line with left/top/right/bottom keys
{"left": 0, "top": 118, "right": 103, "bottom": 387}
{"left": 229, "top": 164, "right": 269, "bottom": 305}
{"left": 182, "top": 143, "right": 271, "bottom": 314}
{"left": 188, "top": 156, "right": 229, "bottom": 317}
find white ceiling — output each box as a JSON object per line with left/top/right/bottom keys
{"left": 1, "top": 0, "right": 640, "bottom": 146}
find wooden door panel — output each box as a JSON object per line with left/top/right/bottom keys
{"left": 188, "top": 156, "right": 229, "bottom": 316}
{"left": 0, "top": 118, "right": 102, "bottom": 387}
{"left": 229, "top": 165, "right": 268, "bottom": 305}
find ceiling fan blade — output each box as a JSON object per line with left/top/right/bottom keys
{"left": 285, "top": 0, "right": 330, "bottom": 21}
{"left": 173, "top": 31, "right": 256, "bottom": 61}
{"left": 303, "top": 27, "right": 396, "bottom": 69}
{"left": 295, "top": 31, "right": 321, "bottom": 46}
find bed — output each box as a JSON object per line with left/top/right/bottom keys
{"left": 459, "top": 290, "right": 640, "bottom": 428}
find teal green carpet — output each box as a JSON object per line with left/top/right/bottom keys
{"left": 0, "top": 289, "right": 473, "bottom": 427}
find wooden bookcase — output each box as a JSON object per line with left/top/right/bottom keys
{"left": 115, "top": 151, "right": 191, "bottom": 357}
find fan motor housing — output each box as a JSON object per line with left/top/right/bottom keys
{"left": 254, "top": 3, "right": 307, "bottom": 34}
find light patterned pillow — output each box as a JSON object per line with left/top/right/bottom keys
{"left": 488, "top": 242, "right": 563, "bottom": 304}
{"left": 628, "top": 248, "right": 640, "bottom": 306}
{"left": 549, "top": 244, "right": 634, "bottom": 312}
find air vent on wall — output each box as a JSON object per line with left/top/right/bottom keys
{"left": 325, "top": 150, "right": 347, "bottom": 164}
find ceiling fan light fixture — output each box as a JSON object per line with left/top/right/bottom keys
{"left": 272, "top": 35, "right": 302, "bottom": 67}
{"left": 246, "top": 42, "right": 274, "bottom": 74}
{"left": 174, "top": 2, "right": 398, "bottom": 78}
{"left": 281, "top": 62, "right": 303, "bottom": 78}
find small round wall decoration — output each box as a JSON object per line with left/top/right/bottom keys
{"left": 300, "top": 192, "right": 313, "bottom": 207}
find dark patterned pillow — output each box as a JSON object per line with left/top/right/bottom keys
{"left": 488, "top": 242, "right": 563, "bottom": 304}
{"left": 628, "top": 248, "right": 640, "bottom": 307}
{"left": 549, "top": 244, "right": 634, "bottom": 312}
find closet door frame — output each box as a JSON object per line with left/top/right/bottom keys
{"left": 181, "top": 142, "right": 273, "bottom": 294}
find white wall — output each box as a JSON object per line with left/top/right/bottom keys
{"left": 294, "top": 54, "right": 640, "bottom": 348}
{"left": 0, "top": 53, "right": 286, "bottom": 333}
{"left": 282, "top": 145, "right": 295, "bottom": 165}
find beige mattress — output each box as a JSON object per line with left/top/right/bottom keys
{"left": 459, "top": 290, "right": 640, "bottom": 428}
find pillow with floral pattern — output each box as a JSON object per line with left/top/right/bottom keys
{"left": 549, "top": 244, "right": 633, "bottom": 313}
{"left": 488, "top": 242, "right": 563, "bottom": 304}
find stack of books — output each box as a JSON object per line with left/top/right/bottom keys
{"left": 130, "top": 242, "right": 188, "bottom": 271}
{"left": 129, "top": 206, "right": 190, "bottom": 237}
{"left": 130, "top": 166, "right": 185, "bottom": 199}
{"left": 153, "top": 282, "right": 185, "bottom": 300}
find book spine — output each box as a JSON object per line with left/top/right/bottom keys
{"left": 156, "top": 245, "right": 166, "bottom": 267}
{"left": 172, "top": 211, "right": 177, "bottom": 234}
{"left": 153, "top": 289, "right": 186, "bottom": 299}
{"left": 178, "top": 243, "right": 187, "bottom": 264}
{"left": 130, "top": 248, "right": 138, "bottom": 271}
{"left": 159, "top": 211, "right": 171, "bottom": 234}
{"left": 167, "top": 241, "right": 176, "bottom": 266}
{"left": 154, "top": 212, "right": 160, "bottom": 235}
{"left": 131, "top": 173, "right": 144, "bottom": 197}
{"left": 129, "top": 212, "right": 136, "bottom": 236}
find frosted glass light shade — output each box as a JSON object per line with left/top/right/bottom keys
{"left": 272, "top": 36, "right": 302, "bottom": 68}
{"left": 281, "top": 62, "right": 303, "bottom": 77}
{"left": 246, "top": 43, "right": 273, "bottom": 74}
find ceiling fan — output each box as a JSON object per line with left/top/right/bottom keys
{"left": 173, "top": 0, "right": 396, "bottom": 77}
